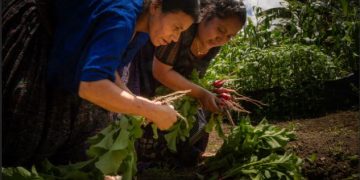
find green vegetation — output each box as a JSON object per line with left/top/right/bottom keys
{"left": 202, "top": 117, "right": 303, "bottom": 180}
{"left": 2, "top": 115, "right": 145, "bottom": 180}
{"left": 205, "top": 0, "right": 359, "bottom": 119}
{"left": 3, "top": 0, "right": 358, "bottom": 179}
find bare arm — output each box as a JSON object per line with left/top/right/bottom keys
{"left": 152, "top": 56, "right": 219, "bottom": 112}
{"left": 114, "top": 71, "right": 133, "bottom": 94}
{"left": 78, "top": 79, "right": 177, "bottom": 130}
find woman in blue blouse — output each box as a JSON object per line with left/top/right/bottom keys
{"left": 49, "top": 0, "right": 199, "bottom": 129}
{"left": 3, "top": 0, "right": 199, "bottom": 166}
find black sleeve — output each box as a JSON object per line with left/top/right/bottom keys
{"left": 200, "top": 47, "right": 221, "bottom": 78}
{"left": 154, "top": 41, "right": 181, "bottom": 66}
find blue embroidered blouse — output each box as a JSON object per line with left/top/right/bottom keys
{"left": 48, "top": 0, "right": 149, "bottom": 94}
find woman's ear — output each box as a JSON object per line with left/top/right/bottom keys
{"left": 149, "top": 0, "right": 162, "bottom": 15}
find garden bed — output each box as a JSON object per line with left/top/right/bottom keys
{"left": 138, "top": 110, "right": 360, "bottom": 179}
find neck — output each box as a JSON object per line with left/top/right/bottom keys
{"left": 135, "top": 11, "right": 149, "bottom": 33}
{"left": 192, "top": 35, "right": 208, "bottom": 56}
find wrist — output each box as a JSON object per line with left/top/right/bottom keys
{"left": 133, "top": 96, "right": 157, "bottom": 120}
{"left": 190, "top": 85, "right": 206, "bottom": 99}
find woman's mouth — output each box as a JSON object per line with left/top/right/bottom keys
{"left": 160, "top": 38, "right": 169, "bottom": 46}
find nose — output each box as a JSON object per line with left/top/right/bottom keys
{"left": 215, "top": 36, "right": 228, "bottom": 45}
{"left": 170, "top": 31, "right": 181, "bottom": 43}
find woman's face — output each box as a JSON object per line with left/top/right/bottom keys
{"left": 198, "top": 16, "right": 243, "bottom": 49}
{"left": 148, "top": 4, "right": 194, "bottom": 46}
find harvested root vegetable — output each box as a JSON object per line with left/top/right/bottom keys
{"left": 212, "top": 79, "right": 226, "bottom": 88}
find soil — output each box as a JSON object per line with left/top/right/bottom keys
{"left": 276, "top": 110, "right": 360, "bottom": 179}
{"left": 205, "top": 110, "right": 360, "bottom": 180}
{"left": 138, "top": 110, "right": 360, "bottom": 179}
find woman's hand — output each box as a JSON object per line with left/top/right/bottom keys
{"left": 150, "top": 103, "right": 178, "bottom": 130}
{"left": 104, "top": 175, "right": 121, "bottom": 180}
{"left": 198, "top": 89, "right": 220, "bottom": 113}
{"left": 153, "top": 58, "right": 220, "bottom": 113}
{"left": 136, "top": 96, "right": 178, "bottom": 130}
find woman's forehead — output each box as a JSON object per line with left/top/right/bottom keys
{"left": 163, "top": 11, "right": 193, "bottom": 26}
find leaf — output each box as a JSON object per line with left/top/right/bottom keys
{"left": 2, "top": 167, "right": 43, "bottom": 180}
{"left": 87, "top": 125, "right": 114, "bottom": 146}
{"left": 214, "top": 115, "right": 225, "bottom": 139}
{"left": 95, "top": 150, "right": 127, "bottom": 175}
{"left": 119, "top": 117, "right": 129, "bottom": 129}
{"left": 99, "top": 125, "right": 114, "bottom": 136}
{"left": 132, "top": 125, "right": 143, "bottom": 139}
{"left": 93, "top": 129, "right": 117, "bottom": 150}
{"left": 40, "top": 159, "right": 55, "bottom": 173}
{"left": 87, "top": 129, "right": 117, "bottom": 157}
{"left": 164, "top": 129, "right": 179, "bottom": 152}
{"left": 63, "top": 170, "right": 89, "bottom": 180}
{"left": 111, "top": 129, "right": 130, "bottom": 151}
{"left": 306, "top": 153, "right": 317, "bottom": 163}
{"left": 240, "top": 169, "right": 258, "bottom": 175}
{"left": 151, "top": 124, "right": 159, "bottom": 139}
{"left": 87, "top": 146, "right": 108, "bottom": 158}
{"left": 264, "top": 136, "right": 282, "bottom": 149}
{"left": 264, "top": 170, "right": 271, "bottom": 178}
{"left": 205, "top": 114, "right": 215, "bottom": 133}
{"left": 31, "top": 166, "right": 39, "bottom": 176}
{"left": 121, "top": 154, "right": 136, "bottom": 180}
{"left": 253, "top": 173, "right": 261, "bottom": 180}
{"left": 205, "top": 116, "right": 303, "bottom": 179}
{"left": 87, "top": 134, "right": 104, "bottom": 146}
{"left": 57, "top": 158, "right": 96, "bottom": 171}
{"left": 129, "top": 115, "right": 144, "bottom": 127}
{"left": 181, "top": 100, "right": 191, "bottom": 117}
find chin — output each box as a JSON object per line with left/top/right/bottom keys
{"left": 155, "top": 39, "right": 164, "bottom": 47}
{"left": 208, "top": 42, "right": 219, "bottom": 49}
{"left": 153, "top": 42, "right": 160, "bottom": 47}
{"left": 205, "top": 43, "right": 213, "bottom": 49}
{"left": 148, "top": 36, "right": 158, "bottom": 46}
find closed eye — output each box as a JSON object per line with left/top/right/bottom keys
{"left": 174, "top": 25, "right": 183, "bottom": 32}
{"left": 227, "top": 35, "right": 234, "bottom": 39}
{"left": 218, "top": 27, "right": 226, "bottom": 34}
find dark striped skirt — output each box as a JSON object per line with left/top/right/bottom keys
{"left": 2, "top": 0, "right": 113, "bottom": 166}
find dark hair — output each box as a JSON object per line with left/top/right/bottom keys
{"left": 162, "top": 0, "right": 200, "bottom": 22}
{"left": 201, "top": 0, "right": 247, "bottom": 26}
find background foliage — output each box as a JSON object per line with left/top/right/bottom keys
{"left": 205, "top": 0, "right": 359, "bottom": 120}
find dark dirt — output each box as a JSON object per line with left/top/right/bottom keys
{"left": 205, "top": 110, "right": 360, "bottom": 180}
{"left": 275, "top": 110, "right": 360, "bottom": 180}
{"left": 138, "top": 110, "right": 360, "bottom": 179}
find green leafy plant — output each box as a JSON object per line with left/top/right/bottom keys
{"left": 202, "top": 117, "right": 303, "bottom": 180}
{"left": 156, "top": 71, "right": 263, "bottom": 152}
{"left": 2, "top": 166, "right": 43, "bottom": 180}
{"left": 86, "top": 115, "right": 144, "bottom": 179}
{"left": 163, "top": 96, "right": 199, "bottom": 152}
{"left": 2, "top": 115, "right": 145, "bottom": 180}
{"left": 203, "top": 0, "right": 359, "bottom": 120}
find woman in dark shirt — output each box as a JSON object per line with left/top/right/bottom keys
{"left": 3, "top": 0, "right": 200, "bottom": 166}
{"left": 125, "top": 0, "right": 247, "bottom": 167}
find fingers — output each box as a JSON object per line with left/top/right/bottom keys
{"left": 150, "top": 104, "right": 178, "bottom": 130}
{"left": 202, "top": 93, "right": 220, "bottom": 112}
{"left": 199, "top": 90, "right": 217, "bottom": 112}
{"left": 156, "top": 119, "right": 176, "bottom": 130}
{"left": 104, "top": 176, "right": 122, "bottom": 180}
{"left": 209, "top": 97, "right": 220, "bottom": 112}
{"left": 215, "top": 98, "right": 226, "bottom": 111}
{"left": 202, "top": 99, "right": 219, "bottom": 113}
